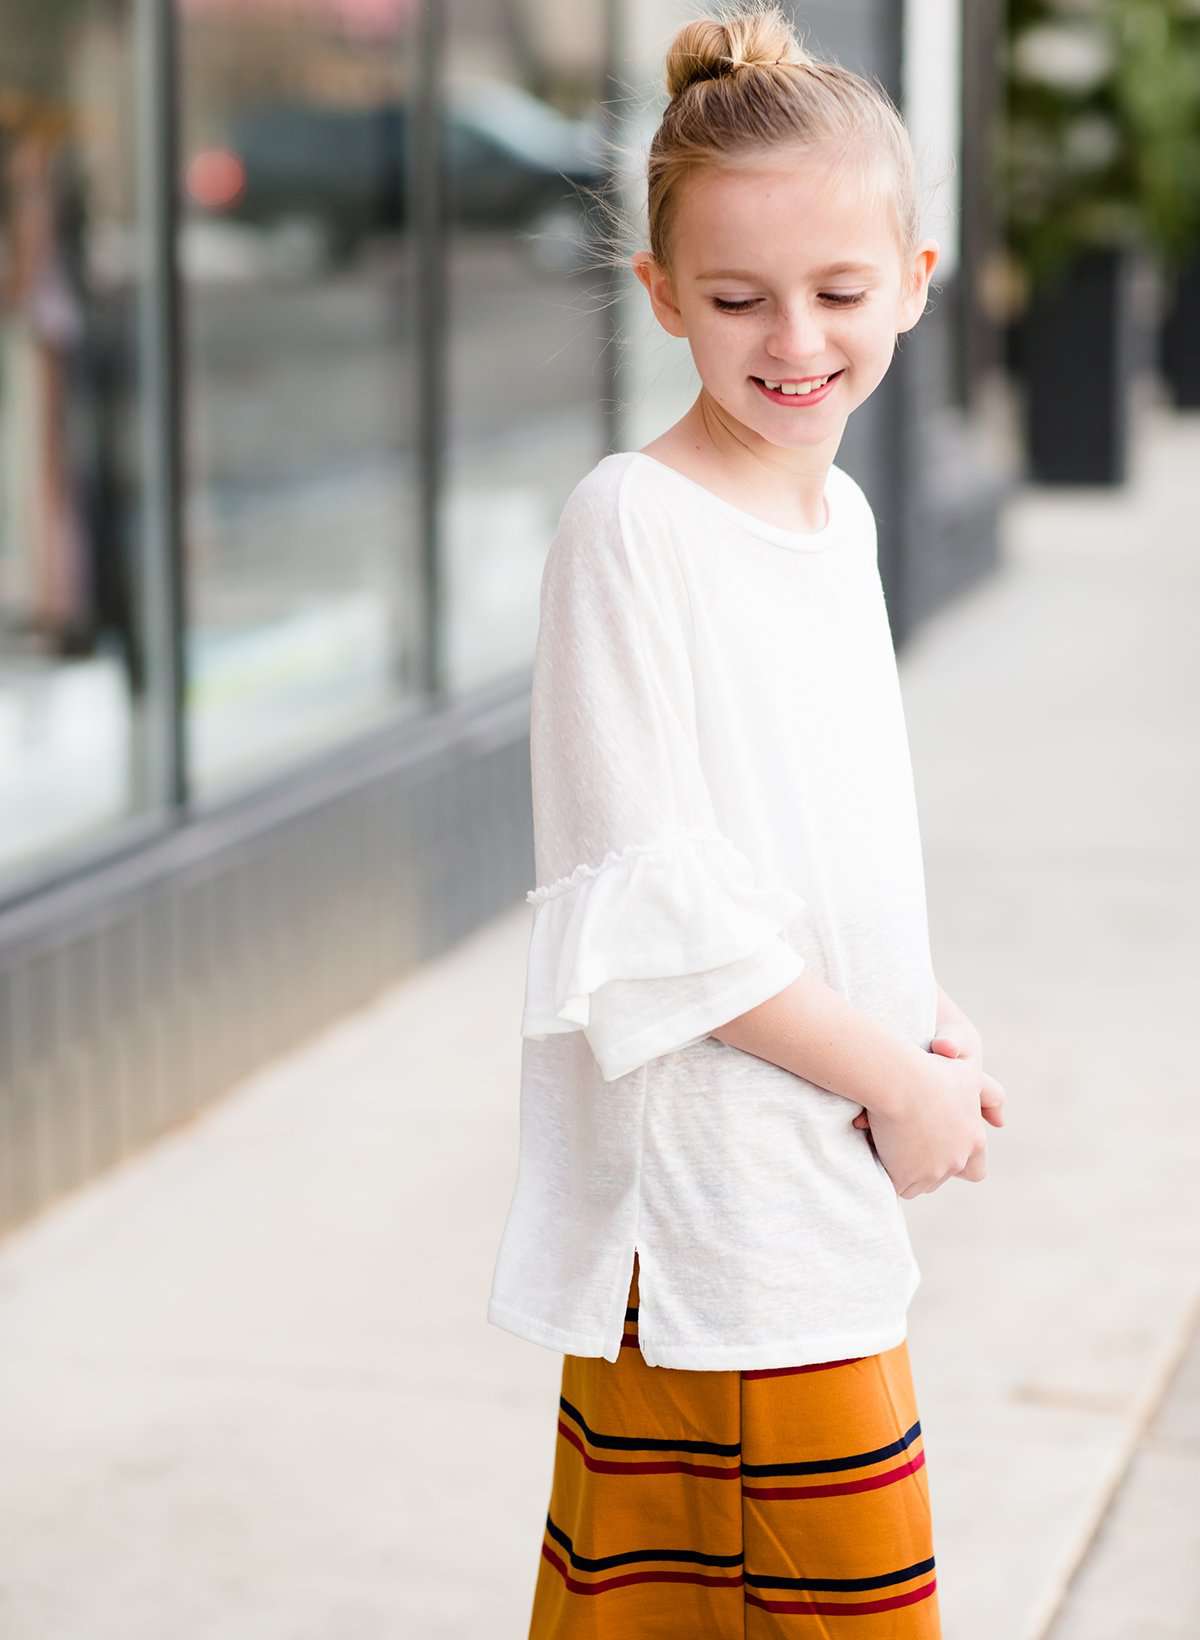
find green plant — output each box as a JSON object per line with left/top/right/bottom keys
{"left": 998, "top": 0, "right": 1200, "bottom": 301}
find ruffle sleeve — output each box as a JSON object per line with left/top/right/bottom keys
{"left": 520, "top": 460, "right": 809, "bottom": 1083}
{"left": 521, "top": 823, "right": 807, "bottom": 1082}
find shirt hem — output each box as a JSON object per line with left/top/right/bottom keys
{"left": 635, "top": 1314, "right": 912, "bottom": 1370}
{"left": 486, "top": 1290, "right": 920, "bottom": 1371}
{"left": 487, "top": 1297, "right": 622, "bottom": 1362}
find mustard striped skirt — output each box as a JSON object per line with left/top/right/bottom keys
{"left": 528, "top": 1255, "right": 941, "bottom": 1636}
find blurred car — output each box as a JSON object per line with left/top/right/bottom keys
{"left": 184, "top": 78, "right": 609, "bottom": 270}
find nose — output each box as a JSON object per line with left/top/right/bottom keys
{"left": 764, "top": 301, "right": 828, "bottom": 366}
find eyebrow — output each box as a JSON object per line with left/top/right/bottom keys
{"left": 695, "top": 262, "right": 881, "bottom": 280}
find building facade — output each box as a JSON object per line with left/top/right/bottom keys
{"left": 0, "top": 0, "right": 1009, "bottom": 1235}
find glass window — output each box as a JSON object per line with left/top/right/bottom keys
{"left": 441, "top": 3, "right": 609, "bottom": 694}
{"left": 611, "top": 4, "right": 699, "bottom": 455}
{"left": 178, "top": 0, "right": 422, "bottom": 798}
{"left": 0, "top": 0, "right": 158, "bottom": 893}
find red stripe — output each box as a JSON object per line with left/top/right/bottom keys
{"left": 542, "top": 1543, "right": 743, "bottom": 1596}
{"left": 746, "top": 1575, "right": 938, "bottom": 1616}
{"left": 744, "top": 1446, "right": 926, "bottom": 1501}
{"left": 743, "top": 1356, "right": 865, "bottom": 1378}
{"left": 556, "top": 1418, "right": 740, "bottom": 1480}
{"left": 542, "top": 1545, "right": 936, "bottom": 1616}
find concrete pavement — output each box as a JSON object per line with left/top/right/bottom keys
{"left": 0, "top": 391, "right": 1197, "bottom": 1638}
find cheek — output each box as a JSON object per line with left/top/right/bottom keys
{"left": 847, "top": 317, "right": 895, "bottom": 357}
{"left": 693, "top": 327, "right": 748, "bottom": 377}
{"left": 701, "top": 320, "right": 743, "bottom": 352}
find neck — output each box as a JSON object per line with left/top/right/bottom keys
{"left": 680, "top": 389, "right": 840, "bottom": 523}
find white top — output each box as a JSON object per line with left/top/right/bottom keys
{"left": 486, "top": 449, "right": 937, "bottom": 1370}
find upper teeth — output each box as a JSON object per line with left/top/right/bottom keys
{"left": 764, "top": 375, "right": 832, "bottom": 394}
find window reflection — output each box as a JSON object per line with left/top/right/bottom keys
{"left": 179, "top": 0, "right": 421, "bottom": 795}
{"left": 441, "top": 5, "right": 609, "bottom": 693}
{"left": 0, "top": 2, "right": 151, "bottom": 889}
{"left": 0, "top": 0, "right": 619, "bottom": 890}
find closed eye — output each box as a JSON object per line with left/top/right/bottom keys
{"left": 712, "top": 292, "right": 868, "bottom": 313}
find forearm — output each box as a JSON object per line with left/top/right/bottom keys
{"left": 710, "top": 967, "right": 928, "bottom": 1120}
{"left": 935, "top": 980, "right": 968, "bottom": 1030}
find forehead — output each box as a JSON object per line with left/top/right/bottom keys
{"left": 669, "top": 150, "right": 900, "bottom": 277}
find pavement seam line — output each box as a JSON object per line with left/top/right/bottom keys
{"left": 1024, "top": 1287, "right": 1200, "bottom": 1640}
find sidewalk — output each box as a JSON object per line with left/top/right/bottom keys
{"left": 895, "top": 389, "right": 1200, "bottom": 1639}
{"left": 0, "top": 396, "right": 1197, "bottom": 1638}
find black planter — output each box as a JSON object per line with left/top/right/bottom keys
{"left": 1019, "top": 244, "right": 1141, "bottom": 485}
{"left": 1161, "top": 248, "right": 1200, "bottom": 408}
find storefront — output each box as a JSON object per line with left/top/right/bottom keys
{"left": 0, "top": 0, "right": 1008, "bottom": 1234}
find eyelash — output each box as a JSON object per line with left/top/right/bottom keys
{"left": 712, "top": 293, "right": 867, "bottom": 313}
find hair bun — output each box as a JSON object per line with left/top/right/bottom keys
{"left": 664, "top": 6, "right": 813, "bottom": 101}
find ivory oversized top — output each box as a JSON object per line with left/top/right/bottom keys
{"left": 486, "top": 449, "right": 937, "bottom": 1370}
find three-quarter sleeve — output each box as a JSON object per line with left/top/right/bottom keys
{"left": 519, "top": 467, "right": 808, "bottom": 1083}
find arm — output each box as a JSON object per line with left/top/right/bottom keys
{"left": 714, "top": 968, "right": 1004, "bottom": 1193}
{"left": 936, "top": 979, "right": 966, "bottom": 1030}
{"left": 521, "top": 483, "right": 814, "bottom": 1084}
{"left": 933, "top": 976, "right": 983, "bottom": 1060}
{"left": 931, "top": 976, "right": 1004, "bottom": 1130}
{"left": 709, "top": 966, "right": 930, "bottom": 1120}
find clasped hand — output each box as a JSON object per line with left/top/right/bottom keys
{"left": 851, "top": 1021, "right": 1006, "bottom": 1199}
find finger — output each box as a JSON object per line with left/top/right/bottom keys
{"left": 979, "top": 1079, "right": 1006, "bottom": 1123}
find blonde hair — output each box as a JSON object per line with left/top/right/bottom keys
{"left": 580, "top": 2, "right": 928, "bottom": 293}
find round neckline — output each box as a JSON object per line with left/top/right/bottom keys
{"left": 621, "top": 450, "right": 838, "bottom": 552}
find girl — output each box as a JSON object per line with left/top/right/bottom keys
{"left": 488, "top": 6, "right": 1007, "bottom": 1635}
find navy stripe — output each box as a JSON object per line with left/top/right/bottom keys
{"left": 745, "top": 1555, "right": 937, "bottom": 1594}
{"left": 559, "top": 1395, "right": 740, "bottom": 1457}
{"left": 741, "top": 1418, "right": 922, "bottom": 1477}
{"left": 545, "top": 1516, "right": 934, "bottom": 1592}
{"left": 546, "top": 1513, "right": 743, "bottom": 1572}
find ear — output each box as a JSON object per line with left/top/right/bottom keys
{"left": 897, "top": 239, "right": 940, "bottom": 335}
{"left": 630, "top": 250, "right": 688, "bottom": 340}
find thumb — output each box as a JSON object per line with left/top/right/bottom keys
{"left": 929, "top": 1032, "right": 964, "bottom": 1057}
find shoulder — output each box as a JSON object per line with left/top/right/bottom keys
{"left": 564, "top": 449, "right": 639, "bottom": 505}
{"left": 827, "top": 459, "right": 872, "bottom": 518}
{"left": 554, "top": 451, "right": 675, "bottom": 548}
{"left": 828, "top": 461, "right": 878, "bottom": 557}
{"left": 544, "top": 452, "right": 685, "bottom": 606}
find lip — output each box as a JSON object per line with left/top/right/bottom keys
{"left": 751, "top": 371, "right": 843, "bottom": 407}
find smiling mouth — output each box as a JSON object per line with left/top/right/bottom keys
{"left": 752, "top": 371, "right": 844, "bottom": 392}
